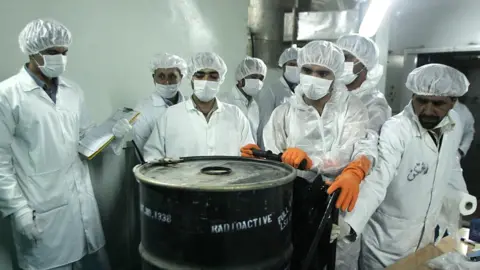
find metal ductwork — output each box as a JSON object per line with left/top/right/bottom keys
{"left": 283, "top": 9, "right": 359, "bottom": 41}
{"left": 248, "top": 0, "right": 286, "bottom": 67}
{"left": 249, "top": 0, "right": 363, "bottom": 67}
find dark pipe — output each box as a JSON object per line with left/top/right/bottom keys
{"left": 251, "top": 149, "right": 307, "bottom": 170}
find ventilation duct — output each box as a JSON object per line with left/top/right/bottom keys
{"left": 248, "top": 0, "right": 362, "bottom": 67}
{"left": 284, "top": 10, "right": 359, "bottom": 41}
{"left": 248, "top": 0, "right": 286, "bottom": 67}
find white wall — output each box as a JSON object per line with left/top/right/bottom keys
{"left": 386, "top": 0, "right": 480, "bottom": 109}
{"left": 389, "top": 0, "right": 480, "bottom": 54}
{"left": 0, "top": 0, "right": 249, "bottom": 122}
{"left": 0, "top": 0, "right": 249, "bottom": 268}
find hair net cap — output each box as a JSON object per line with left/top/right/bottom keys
{"left": 19, "top": 18, "right": 72, "bottom": 55}
{"left": 278, "top": 47, "right": 299, "bottom": 67}
{"left": 235, "top": 57, "right": 267, "bottom": 81}
{"left": 406, "top": 64, "right": 470, "bottom": 97}
{"left": 336, "top": 34, "right": 379, "bottom": 71}
{"left": 297, "top": 40, "right": 345, "bottom": 78}
{"left": 188, "top": 52, "right": 228, "bottom": 82}
{"left": 150, "top": 53, "right": 188, "bottom": 76}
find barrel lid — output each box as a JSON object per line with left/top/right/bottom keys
{"left": 134, "top": 156, "right": 296, "bottom": 191}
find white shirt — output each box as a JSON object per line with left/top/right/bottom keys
{"left": 0, "top": 67, "right": 104, "bottom": 269}
{"left": 453, "top": 102, "right": 475, "bottom": 155}
{"left": 218, "top": 86, "right": 260, "bottom": 142}
{"left": 133, "top": 91, "right": 185, "bottom": 152}
{"left": 143, "top": 98, "right": 255, "bottom": 161}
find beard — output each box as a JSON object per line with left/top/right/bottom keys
{"left": 418, "top": 115, "right": 441, "bottom": 130}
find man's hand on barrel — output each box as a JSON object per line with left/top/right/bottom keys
{"left": 240, "top": 144, "right": 261, "bottom": 158}
{"left": 281, "top": 148, "right": 313, "bottom": 170}
{"left": 326, "top": 155, "right": 371, "bottom": 212}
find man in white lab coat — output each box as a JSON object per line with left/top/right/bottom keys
{"left": 453, "top": 96, "right": 475, "bottom": 157}
{"left": 242, "top": 40, "right": 374, "bottom": 270}
{"left": 218, "top": 56, "right": 267, "bottom": 142}
{"left": 256, "top": 47, "right": 299, "bottom": 148}
{"left": 143, "top": 52, "right": 254, "bottom": 160}
{"left": 344, "top": 64, "right": 472, "bottom": 269}
{"left": 133, "top": 53, "right": 188, "bottom": 152}
{"left": 334, "top": 34, "right": 392, "bottom": 270}
{"left": 0, "top": 19, "right": 132, "bottom": 270}
{"left": 337, "top": 34, "right": 392, "bottom": 133}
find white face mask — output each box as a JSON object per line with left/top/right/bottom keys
{"left": 155, "top": 83, "right": 179, "bottom": 99}
{"left": 242, "top": 78, "right": 264, "bottom": 96}
{"left": 284, "top": 66, "right": 300, "bottom": 84}
{"left": 339, "top": 61, "right": 364, "bottom": 85}
{"left": 38, "top": 54, "right": 67, "bottom": 78}
{"left": 193, "top": 80, "right": 220, "bottom": 102}
{"left": 300, "top": 74, "right": 333, "bottom": 100}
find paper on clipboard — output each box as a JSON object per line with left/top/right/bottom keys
{"left": 78, "top": 107, "right": 140, "bottom": 160}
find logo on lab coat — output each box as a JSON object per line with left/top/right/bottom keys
{"left": 407, "top": 162, "right": 429, "bottom": 181}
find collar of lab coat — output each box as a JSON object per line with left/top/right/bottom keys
{"left": 185, "top": 97, "right": 224, "bottom": 113}
{"left": 404, "top": 101, "right": 455, "bottom": 138}
{"left": 151, "top": 91, "right": 184, "bottom": 107}
{"left": 19, "top": 65, "right": 70, "bottom": 92}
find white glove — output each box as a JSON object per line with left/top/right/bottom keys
{"left": 111, "top": 119, "right": 133, "bottom": 155}
{"left": 13, "top": 209, "right": 40, "bottom": 242}
{"left": 112, "top": 119, "right": 133, "bottom": 139}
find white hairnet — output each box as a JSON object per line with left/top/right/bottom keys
{"left": 19, "top": 18, "right": 72, "bottom": 55}
{"left": 406, "top": 64, "right": 469, "bottom": 97}
{"left": 235, "top": 57, "right": 267, "bottom": 81}
{"left": 188, "top": 52, "right": 228, "bottom": 82}
{"left": 278, "top": 47, "right": 299, "bottom": 67}
{"left": 297, "top": 40, "right": 345, "bottom": 78}
{"left": 150, "top": 53, "right": 188, "bottom": 76}
{"left": 336, "top": 34, "right": 379, "bottom": 71}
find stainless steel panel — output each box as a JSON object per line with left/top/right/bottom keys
{"left": 249, "top": 0, "right": 286, "bottom": 67}
{"left": 283, "top": 10, "right": 359, "bottom": 41}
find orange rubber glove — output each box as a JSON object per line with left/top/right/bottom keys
{"left": 326, "top": 155, "right": 371, "bottom": 212}
{"left": 281, "top": 148, "right": 313, "bottom": 170}
{"left": 240, "top": 144, "right": 261, "bottom": 158}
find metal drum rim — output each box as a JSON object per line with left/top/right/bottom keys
{"left": 133, "top": 156, "right": 297, "bottom": 191}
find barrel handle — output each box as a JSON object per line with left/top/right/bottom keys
{"left": 200, "top": 166, "right": 232, "bottom": 175}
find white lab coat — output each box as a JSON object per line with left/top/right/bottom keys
{"left": 143, "top": 98, "right": 254, "bottom": 161}
{"left": 256, "top": 77, "right": 295, "bottom": 148}
{"left": 344, "top": 102, "right": 467, "bottom": 269}
{"left": 218, "top": 86, "right": 260, "bottom": 142}
{"left": 453, "top": 101, "right": 475, "bottom": 155}
{"left": 351, "top": 87, "right": 392, "bottom": 134}
{"left": 263, "top": 85, "right": 370, "bottom": 180}
{"left": 0, "top": 68, "right": 105, "bottom": 270}
{"left": 336, "top": 86, "right": 391, "bottom": 270}
{"left": 133, "top": 91, "right": 185, "bottom": 152}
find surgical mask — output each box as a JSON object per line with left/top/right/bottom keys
{"left": 300, "top": 74, "right": 333, "bottom": 100}
{"left": 155, "top": 83, "right": 179, "bottom": 99}
{"left": 284, "top": 66, "right": 300, "bottom": 84}
{"left": 339, "top": 62, "right": 358, "bottom": 85}
{"left": 193, "top": 80, "right": 220, "bottom": 102}
{"left": 242, "top": 79, "right": 264, "bottom": 96}
{"left": 38, "top": 54, "right": 67, "bottom": 78}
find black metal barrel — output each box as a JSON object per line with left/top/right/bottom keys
{"left": 133, "top": 156, "right": 297, "bottom": 270}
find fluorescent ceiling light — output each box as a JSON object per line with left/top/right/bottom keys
{"left": 359, "top": 0, "right": 393, "bottom": 38}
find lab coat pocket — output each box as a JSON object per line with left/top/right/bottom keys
{"left": 28, "top": 170, "right": 69, "bottom": 213}
{"left": 34, "top": 204, "right": 69, "bottom": 236}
